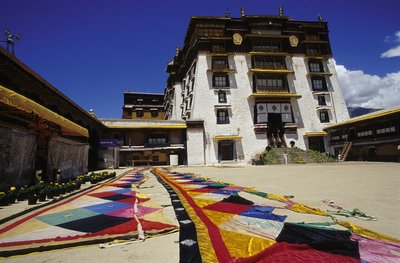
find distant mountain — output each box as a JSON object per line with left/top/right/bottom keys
{"left": 347, "top": 107, "right": 381, "bottom": 118}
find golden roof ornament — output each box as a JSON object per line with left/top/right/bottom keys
{"left": 225, "top": 8, "right": 230, "bottom": 18}
{"left": 279, "top": 6, "right": 284, "bottom": 16}
{"left": 289, "top": 35, "right": 299, "bottom": 47}
{"left": 233, "top": 33, "right": 243, "bottom": 45}
{"left": 240, "top": 7, "right": 245, "bottom": 17}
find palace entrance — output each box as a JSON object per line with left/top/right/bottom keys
{"left": 218, "top": 140, "right": 235, "bottom": 161}
{"left": 267, "top": 113, "right": 285, "bottom": 147}
{"left": 308, "top": 136, "right": 325, "bottom": 153}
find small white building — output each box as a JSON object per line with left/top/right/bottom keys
{"left": 164, "top": 8, "right": 349, "bottom": 165}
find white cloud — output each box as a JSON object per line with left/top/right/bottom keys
{"left": 381, "top": 31, "right": 400, "bottom": 58}
{"left": 335, "top": 62, "right": 400, "bottom": 108}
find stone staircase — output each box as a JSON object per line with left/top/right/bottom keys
{"left": 274, "top": 148, "right": 290, "bottom": 164}
{"left": 293, "top": 150, "right": 316, "bottom": 163}
{"left": 273, "top": 148, "right": 316, "bottom": 164}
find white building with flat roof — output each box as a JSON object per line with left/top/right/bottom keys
{"left": 164, "top": 8, "right": 349, "bottom": 165}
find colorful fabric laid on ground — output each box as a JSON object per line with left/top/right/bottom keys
{"left": 153, "top": 168, "right": 400, "bottom": 263}
{"left": 0, "top": 169, "right": 177, "bottom": 257}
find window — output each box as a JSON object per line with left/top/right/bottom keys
{"left": 252, "top": 41, "right": 281, "bottom": 52}
{"left": 255, "top": 102, "right": 293, "bottom": 124}
{"left": 309, "top": 61, "right": 323, "bottom": 72}
{"left": 331, "top": 135, "right": 340, "bottom": 141}
{"left": 217, "top": 109, "right": 229, "bottom": 124}
{"left": 151, "top": 111, "right": 159, "bottom": 118}
{"left": 197, "top": 25, "right": 224, "bottom": 37}
{"left": 311, "top": 78, "right": 327, "bottom": 91}
{"left": 305, "top": 34, "right": 320, "bottom": 41}
{"left": 317, "top": 96, "right": 326, "bottom": 106}
{"left": 319, "top": 110, "right": 330, "bottom": 123}
{"left": 255, "top": 75, "right": 285, "bottom": 90}
{"left": 148, "top": 137, "right": 167, "bottom": 145}
{"left": 189, "top": 96, "right": 193, "bottom": 108}
{"left": 357, "top": 130, "right": 373, "bottom": 137}
{"left": 376, "top": 126, "right": 396, "bottom": 135}
{"left": 306, "top": 46, "right": 321, "bottom": 56}
{"left": 136, "top": 110, "right": 143, "bottom": 118}
{"left": 218, "top": 90, "right": 227, "bottom": 103}
{"left": 253, "top": 57, "right": 285, "bottom": 69}
{"left": 212, "top": 57, "right": 228, "bottom": 69}
{"left": 212, "top": 41, "right": 226, "bottom": 52}
{"left": 213, "top": 74, "right": 229, "bottom": 88}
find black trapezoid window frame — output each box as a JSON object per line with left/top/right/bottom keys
{"left": 212, "top": 74, "right": 229, "bottom": 88}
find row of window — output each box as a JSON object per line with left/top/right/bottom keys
{"left": 376, "top": 126, "right": 396, "bottom": 134}
{"left": 148, "top": 137, "right": 167, "bottom": 145}
{"left": 208, "top": 39, "right": 326, "bottom": 56}
{"left": 357, "top": 130, "right": 373, "bottom": 137}
{"left": 134, "top": 110, "right": 159, "bottom": 118}
{"left": 212, "top": 73, "right": 327, "bottom": 91}
{"left": 255, "top": 103, "right": 293, "bottom": 124}
{"left": 331, "top": 126, "right": 397, "bottom": 141}
{"left": 212, "top": 56, "right": 324, "bottom": 73}
{"left": 113, "top": 134, "right": 167, "bottom": 146}
{"left": 357, "top": 126, "right": 397, "bottom": 137}
{"left": 216, "top": 104, "right": 330, "bottom": 125}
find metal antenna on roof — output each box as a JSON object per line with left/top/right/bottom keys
{"left": 240, "top": 7, "right": 245, "bottom": 18}
{"left": 318, "top": 14, "right": 323, "bottom": 22}
{"left": 225, "top": 8, "right": 230, "bottom": 18}
{"left": 279, "top": 6, "right": 284, "bottom": 16}
{"left": 0, "top": 29, "right": 22, "bottom": 56}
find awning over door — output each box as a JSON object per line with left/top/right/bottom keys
{"left": 213, "top": 135, "right": 242, "bottom": 141}
{"left": 304, "top": 131, "right": 328, "bottom": 137}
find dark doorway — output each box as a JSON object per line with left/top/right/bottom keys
{"left": 267, "top": 113, "right": 285, "bottom": 147}
{"left": 308, "top": 136, "right": 326, "bottom": 152}
{"left": 267, "top": 113, "right": 283, "bottom": 134}
{"left": 367, "top": 147, "right": 377, "bottom": 161}
{"left": 219, "top": 140, "right": 234, "bottom": 161}
{"left": 349, "top": 128, "right": 356, "bottom": 141}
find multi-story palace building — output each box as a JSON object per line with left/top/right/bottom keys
{"left": 122, "top": 92, "right": 165, "bottom": 120}
{"left": 164, "top": 7, "right": 350, "bottom": 165}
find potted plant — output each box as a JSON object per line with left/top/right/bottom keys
{"left": 0, "top": 192, "right": 8, "bottom": 206}
{"left": 16, "top": 186, "right": 28, "bottom": 201}
{"left": 28, "top": 193, "right": 38, "bottom": 205}
{"left": 38, "top": 188, "right": 47, "bottom": 202}
{"left": 53, "top": 183, "right": 60, "bottom": 197}
{"left": 74, "top": 179, "right": 81, "bottom": 190}
{"left": 46, "top": 183, "right": 54, "bottom": 199}
{"left": 60, "top": 183, "right": 66, "bottom": 195}
{"left": 90, "top": 174, "right": 98, "bottom": 184}
{"left": 8, "top": 187, "right": 17, "bottom": 204}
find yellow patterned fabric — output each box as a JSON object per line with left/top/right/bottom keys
{"left": 338, "top": 221, "right": 400, "bottom": 243}
{"left": 289, "top": 203, "right": 329, "bottom": 216}
{"left": 219, "top": 229, "right": 276, "bottom": 258}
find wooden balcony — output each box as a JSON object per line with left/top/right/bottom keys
{"left": 249, "top": 89, "right": 302, "bottom": 98}
{"left": 249, "top": 51, "right": 289, "bottom": 56}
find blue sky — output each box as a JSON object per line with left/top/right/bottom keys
{"left": 1, "top": 0, "right": 399, "bottom": 118}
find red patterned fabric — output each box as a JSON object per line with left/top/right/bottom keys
{"left": 189, "top": 187, "right": 218, "bottom": 193}
{"left": 203, "top": 201, "right": 251, "bottom": 215}
{"left": 236, "top": 242, "right": 360, "bottom": 263}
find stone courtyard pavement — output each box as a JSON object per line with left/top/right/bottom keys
{"left": 0, "top": 162, "right": 399, "bottom": 262}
